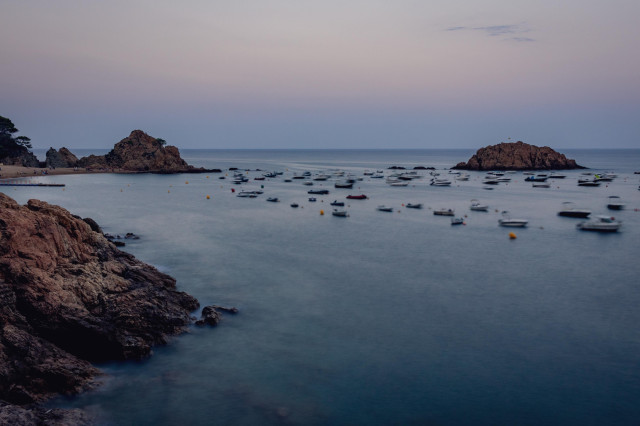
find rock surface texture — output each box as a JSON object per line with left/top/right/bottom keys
{"left": 76, "top": 130, "right": 207, "bottom": 173}
{"left": 0, "top": 193, "right": 199, "bottom": 422}
{"left": 452, "top": 141, "right": 584, "bottom": 171}
{"left": 45, "top": 147, "right": 79, "bottom": 168}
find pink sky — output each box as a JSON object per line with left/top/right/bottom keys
{"left": 1, "top": 0, "right": 639, "bottom": 148}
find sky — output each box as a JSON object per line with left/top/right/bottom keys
{"left": 1, "top": 0, "right": 639, "bottom": 149}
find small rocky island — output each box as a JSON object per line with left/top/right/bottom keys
{"left": 46, "top": 130, "right": 217, "bottom": 173}
{"left": 452, "top": 141, "right": 585, "bottom": 171}
{"left": 0, "top": 193, "right": 202, "bottom": 424}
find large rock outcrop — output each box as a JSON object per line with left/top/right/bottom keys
{"left": 0, "top": 141, "right": 39, "bottom": 168}
{"left": 0, "top": 193, "right": 199, "bottom": 416}
{"left": 76, "top": 130, "right": 207, "bottom": 173}
{"left": 45, "top": 147, "right": 79, "bottom": 168}
{"left": 452, "top": 141, "right": 584, "bottom": 171}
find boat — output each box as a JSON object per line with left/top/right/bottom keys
{"left": 330, "top": 200, "right": 345, "bottom": 206}
{"left": 578, "top": 179, "right": 600, "bottom": 187}
{"left": 498, "top": 211, "right": 528, "bottom": 227}
{"left": 266, "top": 197, "right": 279, "bottom": 202}
{"left": 308, "top": 197, "right": 317, "bottom": 202}
{"left": 532, "top": 183, "right": 551, "bottom": 188}
{"left": 433, "top": 208, "right": 454, "bottom": 216}
{"left": 290, "top": 203, "right": 299, "bottom": 208}
{"left": 388, "top": 181, "right": 409, "bottom": 187}
{"left": 346, "top": 194, "right": 367, "bottom": 200}
{"left": 308, "top": 189, "right": 330, "bottom": 195}
{"left": 557, "top": 202, "right": 590, "bottom": 218}
{"left": 451, "top": 217, "right": 465, "bottom": 225}
{"left": 456, "top": 174, "right": 470, "bottom": 181}
{"left": 332, "top": 209, "right": 349, "bottom": 217}
{"left": 577, "top": 216, "right": 621, "bottom": 232}
{"left": 377, "top": 205, "right": 393, "bottom": 212}
{"left": 549, "top": 174, "right": 566, "bottom": 179}
{"left": 482, "top": 178, "right": 500, "bottom": 185}
{"left": 313, "top": 174, "right": 330, "bottom": 181}
{"left": 430, "top": 179, "right": 452, "bottom": 186}
{"left": 335, "top": 182, "right": 354, "bottom": 189}
{"left": 236, "top": 192, "right": 258, "bottom": 198}
{"left": 607, "top": 196, "right": 625, "bottom": 210}
{"left": 525, "top": 176, "right": 548, "bottom": 182}
{"left": 303, "top": 181, "right": 313, "bottom": 186}
{"left": 469, "top": 200, "right": 488, "bottom": 211}
{"left": 254, "top": 177, "right": 265, "bottom": 181}
{"left": 406, "top": 203, "right": 423, "bottom": 209}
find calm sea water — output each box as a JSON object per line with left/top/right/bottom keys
{"left": 6, "top": 149, "right": 640, "bottom": 425}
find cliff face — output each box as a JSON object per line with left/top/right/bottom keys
{"left": 45, "top": 147, "right": 79, "bottom": 168}
{"left": 452, "top": 141, "right": 584, "bottom": 170}
{"left": 0, "top": 193, "right": 199, "bottom": 408}
{"left": 0, "top": 141, "right": 39, "bottom": 168}
{"left": 76, "top": 130, "right": 197, "bottom": 173}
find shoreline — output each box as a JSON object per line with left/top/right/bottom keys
{"left": 0, "top": 165, "right": 97, "bottom": 179}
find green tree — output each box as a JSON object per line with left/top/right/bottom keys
{"left": 15, "top": 136, "right": 32, "bottom": 149}
{"left": 0, "top": 116, "right": 19, "bottom": 136}
{"left": 156, "top": 138, "right": 167, "bottom": 146}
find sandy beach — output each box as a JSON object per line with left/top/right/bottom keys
{"left": 0, "top": 165, "right": 94, "bottom": 179}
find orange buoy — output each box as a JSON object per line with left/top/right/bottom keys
{"left": 185, "top": 181, "right": 189, "bottom": 184}
{"left": 509, "top": 232, "right": 517, "bottom": 239}
{"left": 206, "top": 195, "right": 210, "bottom": 199}
{"left": 320, "top": 210, "right": 324, "bottom": 215}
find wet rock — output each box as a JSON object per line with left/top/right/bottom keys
{"left": 196, "top": 306, "right": 222, "bottom": 326}
{"left": 0, "top": 193, "right": 199, "bottom": 413}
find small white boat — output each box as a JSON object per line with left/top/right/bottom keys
{"left": 332, "top": 209, "right": 349, "bottom": 217}
{"left": 451, "top": 217, "right": 465, "bottom": 225}
{"left": 237, "top": 191, "right": 258, "bottom": 198}
{"left": 577, "top": 215, "right": 621, "bottom": 232}
{"left": 406, "top": 203, "right": 423, "bottom": 209}
{"left": 266, "top": 197, "right": 279, "bottom": 202}
{"left": 377, "top": 205, "right": 393, "bottom": 212}
{"left": 456, "top": 174, "right": 470, "bottom": 181}
{"left": 469, "top": 200, "right": 488, "bottom": 211}
{"left": 434, "top": 208, "right": 455, "bottom": 216}
{"left": 498, "top": 211, "right": 528, "bottom": 227}
{"left": 303, "top": 181, "right": 314, "bottom": 186}
{"left": 430, "top": 179, "right": 452, "bottom": 186}
{"left": 607, "top": 196, "right": 625, "bottom": 210}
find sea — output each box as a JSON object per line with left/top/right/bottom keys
{"left": 5, "top": 149, "right": 640, "bottom": 425}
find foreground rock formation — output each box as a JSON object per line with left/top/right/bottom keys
{"left": 76, "top": 130, "right": 212, "bottom": 173}
{"left": 0, "top": 193, "right": 199, "bottom": 422}
{"left": 452, "top": 141, "right": 584, "bottom": 171}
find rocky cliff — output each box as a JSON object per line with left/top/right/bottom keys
{"left": 0, "top": 193, "right": 199, "bottom": 422}
{"left": 0, "top": 141, "right": 39, "bottom": 168}
{"left": 452, "top": 141, "right": 584, "bottom": 171}
{"left": 76, "top": 130, "right": 207, "bottom": 173}
{"left": 45, "top": 147, "right": 79, "bottom": 168}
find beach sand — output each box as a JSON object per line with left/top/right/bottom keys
{"left": 0, "top": 165, "right": 93, "bottom": 179}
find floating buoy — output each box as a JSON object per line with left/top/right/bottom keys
{"left": 206, "top": 195, "right": 210, "bottom": 199}
{"left": 168, "top": 190, "right": 170, "bottom": 193}
{"left": 509, "top": 232, "right": 517, "bottom": 239}
{"left": 320, "top": 210, "right": 324, "bottom": 215}
{"left": 261, "top": 185, "right": 264, "bottom": 188}
{"left": 185, "top": 181, "right": 189, "bottom": 184}
{"left": 231, "top": 188, "right": 235, "bottom": 193}
{"left": 206, "top": 176, "right": 209, "bottom": 179}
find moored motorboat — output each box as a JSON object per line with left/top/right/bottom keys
{"left": 498, "top": 211, "right": 528, "bottom": 227}
{"left": 332, "top": 209, "right": 349, "bottom": 217}
{"left": 346, "top": 194, "right": 368, "bottom": 199}
{"left": 607, "top": 196, "right": 625, "bottom": 210}
{"left": 266, "top": 197, "right": 279, "bottom": 202}
{"left": 406, "top": 203, "right": 423, "bottom": 209}
{"left": 451, "top": 217, "right": 465, "bottom": 225}
{"left": 308, "top": 197, "right": 317, "bottom": 202}
{"left": 469, "top": 199, "right": 488, "bottom": 211}
{"left": 330, "top": 200, "right": 345, "bottom": 206}
{"left": 557, "top": 202, "right": 590, "bottom": 218}
{"left": 308, "top": 189, "right": 330, "bottom": 195}
{"left": 430, "top": 178, "right": 452, "bottom": 186}
{"left": 434, "top": 208, "right": 454, "bottom": 216}
{"left": 290, "top": 203, "right": 299, "bottom": 208}
{"left": 577, "top": 215, "right": 621, "bottom": 232}
{"left": 578, "top": 179, "right": 600, "bottom": 187}
{"left": 525, "top": 175, "right": 548, "bottom": 182}
{"left": 335, "top": 181, "right": 354, "bottom": 188}
{"left": 377, "top": 205, "right": 393, "bottom": 212}
{"left": 532, "top": 183, "right": 550, "bottom": 188}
